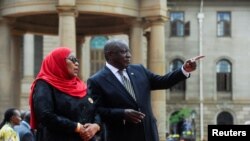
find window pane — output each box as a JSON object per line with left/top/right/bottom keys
{"left": 217, "top": 12, "right": 231, "bottom": 37}
{"left": 170, "top": 12, "right": 184, "bottom": 37}
{"left": 176, "top": 22, "right": 184, "bottom": 36}
{"left": 217, "top": 22, "right": 224, "bottom": 36}
{"left": 217, "top": 111, "right": 233, "bottom": 125}
{"left": 90, "top": 36, "right": 108, "bottom": 49}
{"left": 170, "top": 59, "right": 183, "bottom": 71}
{"left": 170, "top": 12, "right": 184, "bottom": 21}
{"left": 216, "top": 60, "right": 232, "bottom": 92}
{"left": 216, "top": 60, "right": 231, "bottom": 72}
{"left": 169, "top": 59, "right": 185, "bottom": 92}
{"left": 90, "top": 36, "right": 108, "bottom": 75}
{"left": 218, "top": 12, "right": 230, "bottom": 21}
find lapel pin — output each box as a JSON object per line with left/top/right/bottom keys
{"left": 88, "top": 97, "right": 94, "bottom": 104}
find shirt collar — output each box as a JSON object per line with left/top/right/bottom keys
{"left": 106, "top": 62, "right": 126, "bottom": 74}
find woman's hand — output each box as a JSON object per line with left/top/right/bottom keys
{"left": 79, "top": 123, "right": 100, "bottom": 141}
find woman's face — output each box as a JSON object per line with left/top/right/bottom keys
{"left": 65, "top": 53, "right": 79, "bottom": 78}
{"left": 11, "top": 110, "right": 21, "bottom": 126}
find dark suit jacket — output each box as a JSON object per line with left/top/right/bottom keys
{"left": 87, "top": 64, "right": 188, "bottom": 141}
{"left": 14, "top": 121, "right": 35, "bottom": 141}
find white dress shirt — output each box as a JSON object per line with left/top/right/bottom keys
{"left": 106, "top": 62, "right": 130, "bottom": 84}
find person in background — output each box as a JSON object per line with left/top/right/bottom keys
{"left": 87, "top": 39, "right": 204, "bottom": 141}
{"left": 0, "top": 108, "right": 22, "bottom": 141}
{"left": 14, "top": 111, "right": 35, "bottom": 141}
{"left": 29, "top": 47, "right": 101, "bottom": 141}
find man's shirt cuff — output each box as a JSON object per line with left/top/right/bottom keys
{"left": 182, "top": 66, "right": 190, "bottom": 77}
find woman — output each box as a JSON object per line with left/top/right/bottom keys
{"left": 29, "top": 47, "right": 101, "bottom": 141}
{"left": 0, "top": 108, "right": 22, "bottom": 141}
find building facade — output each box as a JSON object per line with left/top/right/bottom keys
{"left": 165, "top": 0, "right": 250, "bottom": 140}
{"left": 0, "top": 0, "right": 168, "bottom": 141}
{"left": 1, "top": 0, "right": 250, "bottom": 141}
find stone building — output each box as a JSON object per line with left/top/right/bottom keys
{"left": 165, "top": 0, "right": 250, "bottom": 140}
{"left": 1, "top": 0, "right": 250, "bottom": 141}
{"left": 0, "top": 0, "right": 168, "bottom": 141}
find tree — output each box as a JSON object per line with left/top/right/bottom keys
{"left": 170, "top": 108, "right": 192, "bottom": 125}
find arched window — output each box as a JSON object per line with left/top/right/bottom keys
{"left": 90, "top": 36, "right": 108, "bottom": 49}
{"left": 216, "top": 59, "right": 232, "bottom": 92}
{"left": 90, "top": 36, "right": 108, "bottom": 75}
{"left": 169, "top": 59, "right": 185, "bottom": 92}
{"left": 217, "top": 111, "right": 233, "bottom": 125}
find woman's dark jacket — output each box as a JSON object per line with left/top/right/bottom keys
{"left": 33, "top": 80, "right": 101, "bottom": 141}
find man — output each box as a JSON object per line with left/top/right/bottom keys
{"left": 87, "top": 39, "right": 204, "bottom": 141}
{"left": 14, "top": 111, "right": 35, "bottom": 141}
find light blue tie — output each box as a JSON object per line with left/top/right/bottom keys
{"left": 118, "top": 70, "right": 136, "bottom": 100}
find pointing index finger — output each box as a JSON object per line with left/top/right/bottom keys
{"left": 192, "top": 55, "right": 205, "bottom": 62}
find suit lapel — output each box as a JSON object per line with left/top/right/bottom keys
{"left": 102, "top": 67, "right": 123, "bottom": 90}
{"left": 103, "top": 67, "right": 137, "bottom": 103}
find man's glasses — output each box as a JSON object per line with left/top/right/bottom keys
{"left": 66, "top": 57, "right": 79, "bottom": 64}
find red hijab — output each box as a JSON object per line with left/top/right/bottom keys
{"left": 29, "top": 47, "right": 87, "bottom": 129}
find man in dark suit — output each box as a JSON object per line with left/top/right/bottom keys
{"left": 14, "top": 111, "right": 35, "bottom": 141}
{"left": 87, "top": 39, "right": 204, "bottom": 141}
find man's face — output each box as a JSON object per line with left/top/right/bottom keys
{"left": 109, "top": 45, "right": 131, "bottom": 70}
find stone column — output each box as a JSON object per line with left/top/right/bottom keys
{"left": 129, "top": 18, "right": 146, "bottom": 66}
{"left": 79, "top": 37, "right": 90, "bottom": 81}
{"left": 147, "top": 16, "right": 167, "bottom": 141}
{"left": 0, "top": 20, "right": 14, "bottom": 111}
{"left": 76, "top": 36, "right": 89, "bottom": 81}
{"left": 21, "top": 33, "right": 35, "bottom": 110}
{"left": 0, "top": 19, "right": 22, "bottom": 113}
{"left": 57, "top": 0, "right": 77, "bottom": 53}
{"left": 144, "top": 31, "right": 151, "bottom": 68}
{"left": 23, "top": 34, "right": 34, "bottom": 78}
{"left": 10, "top": 33, "right": 23, "bottom": 109}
